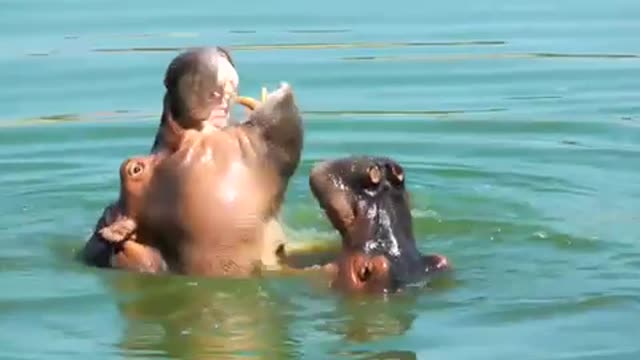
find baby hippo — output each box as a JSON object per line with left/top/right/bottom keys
{"left": 308, "top": 156, "right": 449, "bottom": 293}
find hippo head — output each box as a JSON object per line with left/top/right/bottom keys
{"left": 309, "top": 156, "right": 449, "bottom": 294}
{"left": 162, "top": 47, "right": 239, "bottom": 130}
{"left": 118, "top": 155, "right": 158, "bottom": 219}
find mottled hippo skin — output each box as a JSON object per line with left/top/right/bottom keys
{"left": 81, "top": 47, "right": 300, "bottom": 275}
{"left": 308, "top": 156, "right": 449, "bottom": 293}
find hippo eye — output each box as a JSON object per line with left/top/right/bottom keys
{"left": 127, "top": 162, "right": 145, "bottom": 177}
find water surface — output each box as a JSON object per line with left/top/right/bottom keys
{"left": 1, "top": 0, "right": 640, "bottom": 359}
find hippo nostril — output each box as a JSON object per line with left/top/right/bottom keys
{"left": 388, "top": 163, "right": 404, "bottom": 185}
{"left": 392, "top": 167, "right": 404, "bottom": 183}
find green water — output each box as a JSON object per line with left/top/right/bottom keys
{"left": 1, "top": 0, "right": 640, "bottom": 359}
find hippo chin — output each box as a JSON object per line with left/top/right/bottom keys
{"left": 308, "top": 156, "right": 450, "bottom": 293}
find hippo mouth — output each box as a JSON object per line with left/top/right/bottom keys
{"left": 205, "top": 105, "right": 231, "bottom": 127}
{"left": 203, "top": 89, "right": 264, "bottom": 128}
{"left": 204, "top": 54, "right": 242, "bottom": 128}
{"left": 338, "top": 251, "right": 450, "bottom": 293}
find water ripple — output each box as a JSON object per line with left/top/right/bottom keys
{"left": 2, "top": 0, "right": 640, "bottom": 358}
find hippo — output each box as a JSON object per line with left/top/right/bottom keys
{"left": 83, "top": 81, "right": 302, "bottom": 276}
{"left": 80, "top": 47, "right": 449, "bottom": 294}
{"left": 91, "top": 139, "right": 450, "bottom": 293}
{"left": 95, "top": 155, "right": 167, "bottom": 273}
{"left": 302, "top": 156, "right": 450, "bottom": 293}
{"left": 80, "top": 47, "right": 292, "bottom": 272}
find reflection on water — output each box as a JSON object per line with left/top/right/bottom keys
{"left": 322, "top": 296, "right": 418, "bottom": 344}
{"left": 105, "top": 264, "right": 454, "bottom": 359}
{"left": 109, "top": 274, "right": 298, "bottom": 359}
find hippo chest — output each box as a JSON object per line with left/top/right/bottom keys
{"left": 137, "top": 142, "right": 278, "bottom": 275}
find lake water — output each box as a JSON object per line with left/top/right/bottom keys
{"left": 1, "top": 0, "right": 640, "bottom": 359}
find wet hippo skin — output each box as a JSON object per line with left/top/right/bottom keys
{"left": 97, "top": 155, "right": 168, "bottom": 273}
{"left": 81, "top": 48, "right": 299, "bottom": 275}
{"left": 307, "top": 156, "right": 449, "bottom": 293}
{"left": 133, "top": 83, "right": 302, "bottom": 276}
{"left": 80, "top": 47, "right": 446, "bottom": 292}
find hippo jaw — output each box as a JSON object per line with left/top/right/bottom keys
{"left": 203, "top": 52, "right": 238, "bottom": 129}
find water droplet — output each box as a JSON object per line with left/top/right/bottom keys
{"left": 534, "top": 231, "right": 548, "bottom": 239}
